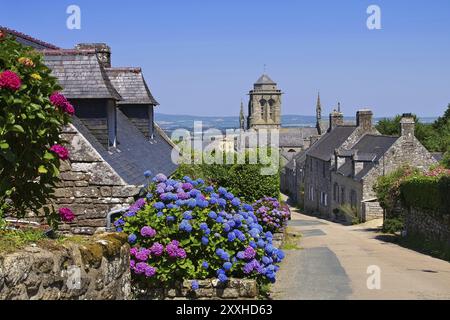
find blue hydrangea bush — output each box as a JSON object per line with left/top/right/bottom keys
{"left": 115, "top": 173, "right": 285, "bottom": 289}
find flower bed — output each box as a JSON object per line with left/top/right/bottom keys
{"left": 114, "top": 173, "right": 285, "bottom": 297}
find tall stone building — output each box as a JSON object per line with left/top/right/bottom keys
{"left": 247, "top": 74, "right": 282, "bottom": 130}
{"left": 241, "top": 74, "right": 320, "bottom": 166}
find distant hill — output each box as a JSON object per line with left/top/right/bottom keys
{"left": 155, "top": 113, "right": 437, "bottom": 135}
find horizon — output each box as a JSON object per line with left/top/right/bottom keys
{"left": 1, "top": 0, "right": 450, "bottom": 117}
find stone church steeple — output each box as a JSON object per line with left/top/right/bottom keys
{"left": 247, "top": 74, "right": 282, "bottom": 130}
{"left": 239, "top": 100, "right": 245, "bottom": 130}
{"left": 316, "top": 92, "right": 322, "bottom": 135}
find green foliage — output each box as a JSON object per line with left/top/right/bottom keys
{"left": 173, "top": 148, "right": 280, "bottom": 203}
{"left": 442, "top": 152, "right": 450, "bottom": 169}
{"left": 382, "top": 218, "right": 404, "bottom": 234}
{"left": 0, "top": 35, "right": 71, "bottom": 221}
{"left": 376, "top": 106, "right": 450, "bottom": 153}
{"left": 338, "top": 204, "right": 360, "bottom": 225}
{"left": 374, "top": 166, "right": 419, "bottom": 216}
{"left": 0, "top": 228, "right": 46, "bottom": 253}
{"left": 400, "top": 174, "right": 450, "bottom": 215}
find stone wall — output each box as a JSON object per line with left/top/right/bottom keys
{"left": 362, "top": 201, "right": 384, "bottom": 221}
{"left": 136, "top": 278, "right": 259, "bottom": 300}
{"left": 0, "top": 233, "right": 131, "bottom": 300}
{"left": 404, "top": 207, "right": 450, "bottom": 246}
{"left": 50, "top": 124, "right": 140, "bottom": 235}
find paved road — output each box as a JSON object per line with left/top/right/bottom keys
{"left": 271, "top": 208, "right": 450, "bottom": 300}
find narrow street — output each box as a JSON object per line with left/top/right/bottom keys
{"left": 271, "top": 206, "right": 450, "bottom": 300}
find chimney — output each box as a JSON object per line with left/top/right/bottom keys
{"left": 356, "top": 109, "right": 373, "bottom": 131}
{"left": 400, "top": 113, "right": 415, "bottom": 142}
{"left": 75, "top": 43, "right": 111, "bottom": 68}
{"left": 328, "top": 107, "right": 344, "bottom": 132}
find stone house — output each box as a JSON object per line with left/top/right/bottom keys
{"left": 303, "top": 109, "right": 379, "bottom": 218}
{"left": 4, "top": 27, "right": 177, "bottom": 234}
{"left": 331, "top": 115, "right": 436, "bottom": 222}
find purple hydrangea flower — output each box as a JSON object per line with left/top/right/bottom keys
{"left": 150, "top": 242, "right": 164, "bottom": 256}
{"left": 141, "top": 226, "right": 157, "bottom": 238}
{"left": 191, "top": 280, "right": 199, "bottom": 291}
{"left": 243, "top": 246, "right": 256, "bottom": 260}
{"left": 128, "top": 234, "right": 137, "bottom": 243}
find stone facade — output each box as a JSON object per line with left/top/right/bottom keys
{"left": 136, "top": 278, "right": 259, "bottom": 300}
{"left": 404, "top": 207, "right": 450, "bottom": 246}
{"left": 0, "top": 233, "right": 131, "bottom": 300}
{"left": 331, "top": 119, "right": 436, "bottom": 222}
{"left": 49, "top": 124, "right": 139, "bottom": 235}
{"left": 247, "top": 74, "right": 282, "bottom": 130}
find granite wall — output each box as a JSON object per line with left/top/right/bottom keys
{"left": 404, "top": 207, "right": 450, "bottom": 246}
{"left": 0, "top": 233, "right": 131, "bottom": 300}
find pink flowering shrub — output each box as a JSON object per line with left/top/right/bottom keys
{"left": 0, "top": 33, "right": 74, "bottom": 228}
{"left": 253, "top": 197, "right": 290, "bottom": 233}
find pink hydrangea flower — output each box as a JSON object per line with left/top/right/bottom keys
{"left": 0, "top": 70, "right": 21, "bottom": 91}
{"left": 58, "top": 207, "right": 75, "bottom": 222}
{"left": 49, "top": 92, "right": 67, "bottom": 108}
{"left": 50, "top": 144, "right": 69, "bottom": 160}
{"left": 63, "top": 101, "right": 75, "bottom": 115}
{"left": 150, "top": 242, "right": 164, "bottom": 257}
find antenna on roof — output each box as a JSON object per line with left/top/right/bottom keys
{"left": 338, "top": 102, "right": 341, "bottom": 113}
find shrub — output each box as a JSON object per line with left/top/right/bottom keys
{"left": 253, "top": 197, "right": 290, "bottom": 233}
{"left": 115, "top": 173, "right": 285, "bottom": 289}
{"left": 374, "top": 166, "right": 419, "bottom": 217}
{"left": 173, "top": 149, "right": 280, "bottom": 203}
{"left": 382, "top": 218, "right": 404, "bottom": 234}
{"left": 400, "top": 172, "right": 450, "bottom": 215}
{"left": 0, "top": 32, "right": 74, "bottom": 228}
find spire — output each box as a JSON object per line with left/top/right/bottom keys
{"left": 316, "top": 92, "right": 322, "bottom": 120}
{"left": 337, "top": 102, "right": 341, "bottom": 113}
{"left": 239, "top": 100, "right": 245, "bottom": 130}
{"left": 316, "top": 92, "right": 322, "bottom": 135}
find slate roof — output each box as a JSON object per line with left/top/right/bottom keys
{"left": 0, "top": 26, "right": 60, "bottom": 49}
{"left": 255, "top": 74, "right": 276, "bottom": 85}
{"left": 105, "top": 68, "right": 159, "bottom": 105}
{"left": 306, "top": 126, "right": 357, "bottom": 161}
{"left": 279, "top": 127, "right": 318, "bottom": 148}
{"left": 43, "top": 50, "right": 122, "bottom": 100}
{"left": 337, "top": 135, "right": 399, "bottom": 180}
{"left": 72, "top": 111, "right": 177, "bottom": 185}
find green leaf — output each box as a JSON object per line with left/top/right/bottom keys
{"left": 0, "top": 142, "right": 9, "bottom": 149}
{"left": 11, "top": 125, "right": 25, "bottom": 133}
{"left": 43, "top": 151, "right": 55, "bottom": 160}
{"left": 38, "top": 165, "right": 48, "bottom": 174}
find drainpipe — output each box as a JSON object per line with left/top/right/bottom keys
{"left": 106, "top": 207, "right": 129, "bottom": 232}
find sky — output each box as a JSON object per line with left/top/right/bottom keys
{"left": 1, "top": 0, "right": 450, "bottom": 117}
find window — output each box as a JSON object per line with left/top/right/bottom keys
{"left": 333, "top": 183, "right": 339, "bottom": 202}
{"left": 320, "top": 192, "right": 328, "bottom": 206}
{"left": 350, "top": 190, "right": 357, "bottom": 209}
{"left": 309, "top": 186, "right": 314, "bottom": 201}
{"left": 340, "top": 187, "right": 346, "bottom": 205}
{"left": 268, "top": 99, "right": 275, "bottom": 107}
{"left": 322, "top": 162, "right": 326, "bottom": 178}
{"left": 259, "top": 99, "right": 267, "bottom": 106}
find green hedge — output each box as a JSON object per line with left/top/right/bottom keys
{"left": 400, "top": 175, "right": 450, "bottom": 215}
{"left": 172, "top": 149, "right": 280, "bottom": 203}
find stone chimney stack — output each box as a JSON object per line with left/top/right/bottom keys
{"left": 356, "top": 109, "right": 373, "bottom": 131}
{"left": 400, "top": 113, "right": 415, "bottom": 141}
{"left": 328, "top": 105, "right": 344, "bottom": 132}
{"left": 75, "top": 43, "right": 111, "bottom": 68}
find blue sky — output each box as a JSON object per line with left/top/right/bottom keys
{"left": 2, "top": 0, "right": 450, "bottom": 117}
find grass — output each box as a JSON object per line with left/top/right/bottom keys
{"left": 0, "top": 228, "right": 47, "bottom": 254}
{"left": 281, "top": 228, "right": 302, "bottom": 250}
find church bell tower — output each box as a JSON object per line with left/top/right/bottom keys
{"left": 247, "top": 74, "right": 282, "bottom": 130}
